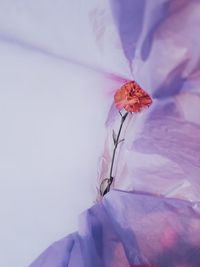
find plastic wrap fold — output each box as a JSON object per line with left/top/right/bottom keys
{"left": 29, "top": 0, "right": 200, "bottom": 266}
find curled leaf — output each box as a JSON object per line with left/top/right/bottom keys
{"left": 112, "top": 129, "right": 117, "bottom": 145}
{"left": 100, "top": 178, "right": 112, "bottom": 196}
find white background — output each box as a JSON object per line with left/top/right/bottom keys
{"left": 0, "top": 1, "right": 127, "bottom": 266}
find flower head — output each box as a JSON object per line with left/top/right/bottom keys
{"left": 114, "top": 81, "right": 152, "bottom": 112}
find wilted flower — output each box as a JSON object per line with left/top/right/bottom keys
{"left": 114, "top": 81, "right": 152, "bottom": 112}
{"left": 100, "top": 81, "right": 153, "bottom": 197}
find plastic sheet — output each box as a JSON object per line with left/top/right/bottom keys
{"left": 98, "top": 0, "right": 200, "bottom": 202}
{"left": 30, "top": 190, "right": 200, "bottom": 266}
{"left": 29, "top": 0, "right": 200, "bottom": 266}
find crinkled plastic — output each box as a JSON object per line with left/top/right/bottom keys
{"left": 98, "top": 0, "right": 200, "bottom": 202}
{"left": 30, "top": 190, "right": 200, "bottom": 266}
{"left": 29, "top": 0, "right": 200, "bottom": 266}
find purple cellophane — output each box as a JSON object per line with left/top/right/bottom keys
{"left": 27, "top": 0, "right": 200, "bottom": 266}
{"left": 30, "top": 190, "right": 200, "bottom": 266}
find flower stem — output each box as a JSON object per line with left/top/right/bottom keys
{"left": 110, "top": 112, "right": 128, "bottom": 180}
{"left": 108, "top": 112, "right": 128, "bottom": 186}
{"left": 100, "top": 111, "right": 129, "bottom": 196}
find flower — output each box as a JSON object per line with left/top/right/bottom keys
{"left": 114, "top": 81, "right": 152, "bottom": 112}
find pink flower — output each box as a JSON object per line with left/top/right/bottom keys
{"left": 114, "top": 81, "right": 152, "bottom": 112}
